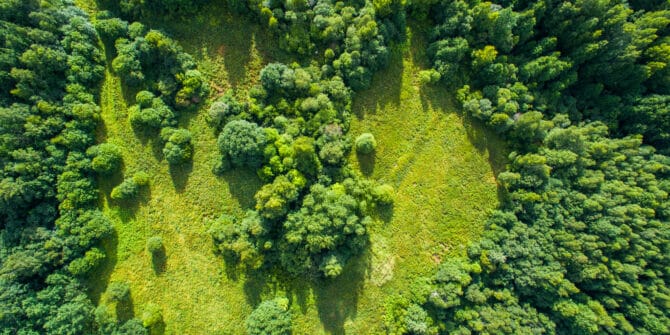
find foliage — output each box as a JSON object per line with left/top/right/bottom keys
{"left": 106, "top": 282, "right": 131, "bottom": 303}
{"left": 217, "top": 120, "right": 267, "bottom": 169}
{"left": 146, "top": 236, "right": 163, "bottom": 254}
{"left": 161, "top": 128, "right": 193, "bottom": 165}
{"left": 89, "top": 143, "right": 123, "bottom": 175}
{"left": 245, "top": 299, "right": 292, "bottom": 335}
{"left": 111, "top": 177, "right": 141, "bottom": 200}
{"left": 355, "top": 133, "right": 377, "bottom": 155}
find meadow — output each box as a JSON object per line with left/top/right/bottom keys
{"left": 79, "top": 2, "right": 503, "bottom": 333}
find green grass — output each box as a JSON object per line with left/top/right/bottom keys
{"left": 77, "top": 1, "right": 505, "bottom": 333}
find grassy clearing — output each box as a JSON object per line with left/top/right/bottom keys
{"left": 77, "top": 0, "right": 505, "bottom": 332}
{"left": 332, "top": 27, "right": 507, "bottom": 333}
{"left": 80, "top": 1, "right": 274, "bottom": 333}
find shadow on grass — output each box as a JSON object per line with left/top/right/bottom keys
{"left": 116, "top": 295, "right": 135, "bottom": 324}
{"left": 150, "top": 247, "right": 167, "bottom": 275}
{"left": 375, "top": 202, "right": 394, "bottom": 224}
{"left": 220, "top": 168, "right": 263, "bottom": 210}
{"left": 168, "top": 159, "right": 193, "bottom": 193}
{"left": 234, "top": 251, "right": 371, "bottom": 335}
{"left": 313, "top": 253, "right": 369, "bottom": 335}
{"left": 351, "top": 48, "right": 404, "bottom": 120}
{"left": 149, "top": 319, "right": 166, "bottom": 335}
{"left": 356, "top": 152, "right": 376, "bottom": 176}
{"left": 86, "top": 228, "right": 119, "bottom": 305}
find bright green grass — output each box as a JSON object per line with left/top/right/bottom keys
{"left": 325, "top": 27, "right": 508, "bottom": 333}
{"left": 77, "top": 1, "right": 505, "bottom": 332}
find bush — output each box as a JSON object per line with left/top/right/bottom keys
{"left": 90, "top": 143, "right": 123, "bottom": 175}
{"left": 111, "top": 177, "right": 139, "bottom": 200}
{"left": 106, "top": 282, "right": 130, "bottom": 303}
{"left": 161, "top": 128, "right": 193, "bottom": 164}
{"left": 355, "top": 133, "right": 377, "bottom": 154}
{"left": 217, "top": 120, "right": 267, "bottom": 168}
{"left": 373, "top": 184, "right": 394, "bottom": 205}
{"left": 146, "top": 236, "right": 163, "bottom": 254}
{"left": 141, "top": 304, "right": 163, "bottom": 328}
{"left": 132, "top": 171, "right": 150, "bottom": 186}
{"left": 245, "top": 299, "right": 292, "bottom": 335}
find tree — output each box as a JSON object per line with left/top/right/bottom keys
{"left": 146, "top": 236, "right": 163, "bottom": 254}
{"left": 89, "top": 143, "right": 123, "bottom": 175}
{"left": 217, "top": 120, "right": 267, "bottom": 168}
{"left": 161, "top": 128, "right": 193, "bottom": 165}
{"left": 106, "top": 282, "right": 130, "bottom": 303}
{"left": 245, "top": 299, "right": 292, "bottom": 335}
{"left": 355, "top": 133, "right": 377, "bottom": 154}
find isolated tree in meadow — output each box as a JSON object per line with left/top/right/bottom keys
{"left": 355, "top": 133, "right": 377, "bottom": 154}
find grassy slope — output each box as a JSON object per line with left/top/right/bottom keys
{"left": 331, "top": 28, "right": 507, "bottom": 333}
{"left": 81, "top": 2, "right": 273, "bottom": 333}
{"left": 78, "top": 1, "right": 505, "bottom": 332}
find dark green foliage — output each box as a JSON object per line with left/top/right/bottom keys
{"left": 106, "top": 282, "right": 130, "bottom": 303}
{"left": 217, "top": 120, "right": 267, "bottom": 168}
{"left": 161, "top": 128, "right": 193, "bottom": 165}
{"left": 115, "top": 318, "right": 148, "bottom": 335}
{"left": 0, "top": 1, "right": 118, "bottom": 332}
{"left": 94, "top": 15, "right": 128, "bottom": 42}
{"left": 279, "top": 183, "right": 371, "bottom": 278}
{"left": 355, "top": 133, "right": 377, "bottom": 155}
{"left": 89, "top": 143, "right": 123, "bottom": 175}
{"left": 245, "top": 299, "right": 292, "bottom": 335}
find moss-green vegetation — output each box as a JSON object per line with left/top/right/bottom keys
{"left": 78, "top": 1, "right": 501, "bottom": 332}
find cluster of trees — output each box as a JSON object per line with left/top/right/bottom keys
{"left": 388, "top": 120, "right": 670, "bottom": 334}
{"left": 386, "top": 1, "right": 670, "bottom": 334}
{"left": 240, "top": 0, "right": 404, "bottom": 91}
{"left": 208, "top": 22, "right": 394, "bottom": 279}
{"left": 0, "top": 0, "right": 151, "bottom": 333}
{"left": 427, "top": 0, "right": 670, "bottom": 154}
{"left": 95, "top": 16, "right": 207, "bottom": 165}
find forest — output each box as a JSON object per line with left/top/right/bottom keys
{"left": 0, "top": 0, "right": 668, "bottom": 334}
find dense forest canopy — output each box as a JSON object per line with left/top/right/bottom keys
{"left": 0, "top": 0, "right": 668, "bottom": 334}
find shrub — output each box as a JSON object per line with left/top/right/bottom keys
{"left": 111, "top": 177, "right": 139, "bottom": 200}
{"left": 217, "top": 120, "right": 267, "bottom": 168}
{"left": 373, "top": 184, "right": 394, "bottom": 205}
{"left": 90, "top": 143, "right": 122, "bottom": 175}
{"left": 161, "top": 128, "right": 193, "bottom": 164}
{"left": 245, "top": 299, "right": 292, "bottom": 335}
{"left": 355, "top": 133, "right": 377, "bottom": 154}
{"left": 146, "top": 236, "right": 163, "bottom": 254}
{"left": 132, "top": 171, "right": 150, "bottom": 186}
{"left": 142, "top": 304, "right": 163, "bottom": 328}
{"left": 106, "top": 282, "right": 130, "bottom": 303}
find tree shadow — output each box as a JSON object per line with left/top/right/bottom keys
{"left": 351, "top": 48, "right": 404, "bottom": 120}
{"left": 168, "top": 159, "right": 193, "bottom": 193}
{"left": 313, "top": 252, "right": 370, "bottom": 335}
{"left": 149, "top": 319, "right": 166, "bottom": 335}
{"left": 356, "top": 152, "right": 376, "bottom": 176}
{"left": 375, "top": 203, "right": 394, "bottom": 224}
{"left": 242, "top": 268, "right": 276, "bottom": 307}
{"left": 116, "top": 294, "right": 135, "bottom": 324}
{"left": 107, "top": 183, "right": 151, "bottom": 222}
{"left": 86, "top": 228, "right": 119, "bottom": 305}
{"left": 220, "top": 168, "right": 263, "bottom": 210}
{"left": 150, "top": 246, "right": 167, "bottom": 275}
